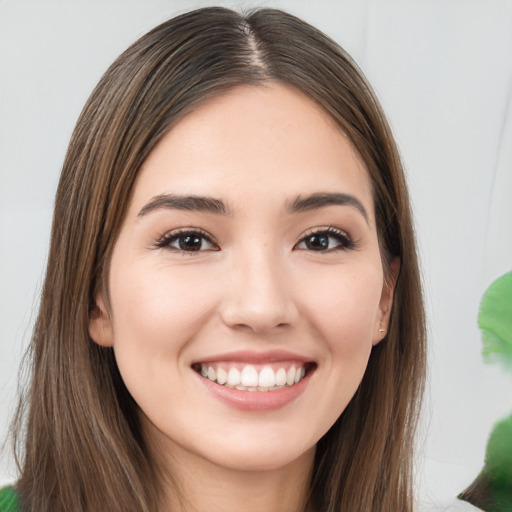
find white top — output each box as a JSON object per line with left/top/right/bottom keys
{"left": 419, "top": 498, "right": 485, "bottom": 512}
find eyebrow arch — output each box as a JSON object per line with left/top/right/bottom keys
{"left": 287, "top": 192, "right": 369, "bottom": 224}
{"left": 138, "top": 194, "right": 232, "bottom": 217}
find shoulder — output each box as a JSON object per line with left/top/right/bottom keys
{"left": 0, "top": 487, "right": 20, "bottom": 512}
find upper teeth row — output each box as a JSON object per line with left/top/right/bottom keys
{"left": 200, "top": 364, "right": 306, "bottom": 389}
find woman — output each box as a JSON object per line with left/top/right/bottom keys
{"left": 2, "top": 7, "right": 426, "bottom": 512}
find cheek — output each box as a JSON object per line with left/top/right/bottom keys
{"left": 108, "top": 262, "right": 220, "bottom": 414}
{"left": 301, "top": 263, "right": 383, "bottom": 357}
{"left": 107, "top": 261, "right": 220, "bottom": 390}
{"left": 292, "top": 265, "right": 384, "bottom": 437}
{"left": 111, "top": 262, "right": 217, "bottom": 339}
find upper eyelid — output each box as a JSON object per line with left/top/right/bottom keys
{"left": 163, "top": 227, "right": 213, "bottom": 237}
{"left": 298, "top": 226, "right": 352, "bottom": 240}
{"left": 155, "top": 227, "right": 218, "bottom": 249}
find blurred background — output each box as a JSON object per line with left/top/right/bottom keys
{"left": 1, "top": 1, "right": 511, "bottom": 509}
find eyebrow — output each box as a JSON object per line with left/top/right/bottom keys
{"left": 137, "top": 191, "right": 369, "bottom": 223}
{"left": 287, "top": 192, "right": 369, "bottom": 223}
{"left": 138, "top": 193, "right": 233, "bottom": 217}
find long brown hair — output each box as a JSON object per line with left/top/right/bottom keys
{"left": 12, "top": 7, "right": 426, "bottom": 511}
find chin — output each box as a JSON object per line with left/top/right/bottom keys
{"left": 203, "top": 441, "right": 316, "bottom": 473}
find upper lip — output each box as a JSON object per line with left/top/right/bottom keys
{"left": 192, "top": 349, "right": 314, "bottom": 365}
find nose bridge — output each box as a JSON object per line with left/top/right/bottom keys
{"left": 220, "top": 245, "right": 298, "bottom": 332}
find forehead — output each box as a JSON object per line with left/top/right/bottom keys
{"left": 132, "top": 83, "right": 374, "bottom": 218}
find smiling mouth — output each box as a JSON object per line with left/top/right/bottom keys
{"left": 192, "top": 362, "right": 316, "bottom": 391}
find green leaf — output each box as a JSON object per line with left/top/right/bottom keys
{"left": 485, "top": 413, "right": 512, "bottom": 481}
{"left": 479, "top": 271, "right": 512, "bottom": 369}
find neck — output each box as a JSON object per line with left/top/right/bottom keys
{"left": 150, "top": 437, "right": 315, "bottom": 512}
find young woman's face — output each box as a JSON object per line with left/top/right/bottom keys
{"left": 90, "top": 83, "right": 394, "bottom": 473}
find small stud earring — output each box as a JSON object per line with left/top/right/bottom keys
{"left": 379, "top": 327, "right": 386, "bottom": 333}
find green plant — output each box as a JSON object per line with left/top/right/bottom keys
{"left": 459, "top": 271, "right": 512, "bottom": 512}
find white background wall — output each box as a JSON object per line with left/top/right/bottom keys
{"left": 1, "top": 0, "right": 511, "bottom": 509}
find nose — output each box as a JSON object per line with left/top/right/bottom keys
{"left": 219, "top": 250, "right": 299, "bottom": 334}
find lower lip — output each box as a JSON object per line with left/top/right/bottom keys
{"left": 195, "top": 371, "right": 313, "bottom": 411}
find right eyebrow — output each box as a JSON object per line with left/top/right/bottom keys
{"left": 137, "top": 194, "right": 233, "bottom": 217}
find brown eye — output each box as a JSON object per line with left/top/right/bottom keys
{"left": 304, "top": 233, "right": 330, "bottom": 251}
{"left": 157, "top": 230, "right": 218, "bottom": 252}
{"left": 177, "top": 234, "right": 203, "bottom": 251}
{"left": 296, "top": 228, "right": 354, "bottom": 252}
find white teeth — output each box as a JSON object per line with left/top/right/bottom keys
{"left": 216, "top": 367, "right": 227, "bottom": 385}
{"left": 258, "top": 367, "right": 276, "bottom": 387}
{"left": 241, "top": 366, "right": 259, "bottom": 387}
{"left": 286, "top": 366, "right": 296, "bottom": 386}
{"left": 198, "top": 363, "right": 309, "bottom": 390}
{"left": 227, "top": 368, "right": 241, "bottom": 386}
{"left": 275, "top": 368, "right": 287, "bottom": 386}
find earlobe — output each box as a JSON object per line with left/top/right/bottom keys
{"left": 373, "top": 258, "right": 400, "bottom": 345}
{"left": 89, "top": 294, "right": 114, "bottom": 347}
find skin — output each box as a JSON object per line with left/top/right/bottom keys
{"left": 90, "top": 83, "right": 396, "bottom": 512}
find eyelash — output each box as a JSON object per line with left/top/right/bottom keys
{"left": 154, "top": 226, "right": 356, "bottom": 254}
{"left": 155, "top": 228, "right": 218, "bottom": 253}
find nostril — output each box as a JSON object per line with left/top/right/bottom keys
{"left": 220, "top": 307, "right": 299, "bottom": 334}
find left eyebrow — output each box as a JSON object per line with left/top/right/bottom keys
{"left": 137, "top": 193, "right": 233, "bottom": 217}
{"left": 287, "top": 192, "right": 369, "bottom": 224}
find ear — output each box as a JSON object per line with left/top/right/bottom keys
{"left": 373, "top": 258, "right": 400, "bottom": 346}
{"left": 89, "top": 294, "right": 114, "bottom": 347}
